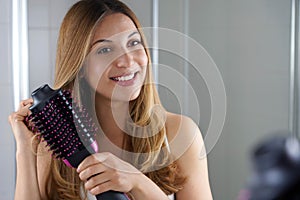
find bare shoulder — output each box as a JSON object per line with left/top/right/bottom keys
{"left": 166, "top": 112, "right": 202, "bottom": 148}
{"left": 165, "top": 112, "right": 213, "bottom": 199}
{"left": 165, "top": 112, "right": 205, "bottom": 161}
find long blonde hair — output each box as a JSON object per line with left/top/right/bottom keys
{"left": 46, "top": 0, "right": 185, "bottom": 199}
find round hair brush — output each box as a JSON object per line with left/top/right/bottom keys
{"left": 27, "top": 84, "right": 130, "bottom": 200}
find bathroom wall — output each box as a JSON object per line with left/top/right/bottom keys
{"left": 28, "top": 0, "right": 78, "bottom": 92}
{"left": 0, "top": 0, "right": 15, "bottom": 198}
{"left": 189, "top": 1, "right": 290, "bottom": 199}
{"left": 159, "top": 1, "right": 291, "bottom": 199}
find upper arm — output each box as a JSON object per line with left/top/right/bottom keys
{"left": 36, "top": 141, "right": 52, "bottom": 200}
{"left": 166, "top": 114, "right": 213, "bottom": 200}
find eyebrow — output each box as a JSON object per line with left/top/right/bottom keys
{"left": 128, "top": 31, "right": 139, "bottom": 38}
{"left": 91, "top": 31, "right": 140, "bottom": 48}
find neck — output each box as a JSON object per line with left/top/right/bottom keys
{"left": 94, "top": 93, "right": 130, "bottom": 148}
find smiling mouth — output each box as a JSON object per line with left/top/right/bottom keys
{"left": 110, "top": 72, "right": 137, "bottom": 82}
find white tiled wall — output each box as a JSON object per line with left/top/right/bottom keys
{"left": 0, "top": 0, "right": 10, "bottom": 24}
{"left": 0, "top": 85, "right": 15, "bottom": 200}
{"left": 0, "top": 24, "right": 12, "bottom": 85}
{"left": 28, "top": 0, "right": 51, "bottom": 91}
{"left": 28, "top": 0, "right": 49, "bottom": 28}
{"left": 0, "top": 0, "right": 15, "bottom": 199}
{"left": 158, "top": 1, "right": 291, "bottom": 199}
{"left": 28, "top": 0, "right": 78, "bottom": 92}
{"left": 187, "top": 1, "right": 291, "bottom": 199}
{"left": 28, "top": 29, "right": 51, "bottom": 90}
{"left": 48, "top": 0, "right": 78, "bottom": 29}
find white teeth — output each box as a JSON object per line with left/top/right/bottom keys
{"left": 114, "top": 73, "right": 135, "bottom": 81}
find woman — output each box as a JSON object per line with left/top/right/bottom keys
{"left": 8, "top": 0, "right": 212, "bottom": 199}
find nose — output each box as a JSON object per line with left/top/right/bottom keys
{"left": 115, "top": 49, "right": 134, "bottom": 68}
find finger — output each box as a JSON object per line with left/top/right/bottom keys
{"left": 77, "top": 153, "right": 109, "bottom": 173}
{"left": 77, "top": 155, "right": 98, "bottom": 173}
{"left": 89, "top": 180, "right": 114, "bottom": 195}
{"left": 18, "top": 99, "right": 33, "bottom": 110}
{"left": 8, "top": 113, "right": 24, "bottom": 124}
{"left": 79, "top": 163, "right": 106, "bottom": 181}
{"left": 9, "top": 104, "right": 32, "bottom": 126}
{"left": 85, "top": 171, "right": 111, "bottom": 191}
{"left": 18, "top": 104, "right": 32, "bottom": 117}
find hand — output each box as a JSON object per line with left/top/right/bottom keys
{"left": 77, "top": 152, "right": 141, "bottom": 195}
{"left": 8, "top": 99, "right": 37, "bottom": 150}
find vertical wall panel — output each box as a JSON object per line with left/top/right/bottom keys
{"left": 0, "top": 0, "right": 10, "bottom": 23}
{"left": 27, "top": 0, "right": 49, "bottom": 28}
{"left": 49, "top": 0, "right": 78, "bottom": 29}
{"left": 122, "top": 0, "right": 151, "bottom": 27}
{"left": 0, "top": 24, "right": 12, "bottom": 85}
{"left": 159, "top": 0, "right": 291, "bottom": 199}
{"left": 28, "top": 29, "right": 51, "bottom": 90}
{"left": 0, "top": 85, "right": 15, "bottom": 200}
{"left": 28, "top": 0, "right": 51, "bottom": 92}
{"left": 0, "top": 0, "right": 15, "bottom": 199}
{"left": 188, "top": 1, "right": 291, "bottom": 199}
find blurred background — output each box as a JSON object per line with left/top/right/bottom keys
{"left": 0, "top": 0, "right": 296, "bottom": 199}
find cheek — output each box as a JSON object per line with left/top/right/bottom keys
{"left": 84, "top": 62, "right": 107, "bottom": 91}
{"left": 139, "top": 50, "right": 148, "bottom": 67}
{"left": 136, "top": 50, "right": 148, "bottom": 76}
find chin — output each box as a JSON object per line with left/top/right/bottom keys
{"left": 129, "top": 90, "right": 141, "bottom": 101}
{"left": 94, "top": 87, "right": 141, "bottom": 103}
{"left": 114, "top": 89, "right": 141, "bottom": 102}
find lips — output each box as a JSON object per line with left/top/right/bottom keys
{"left": 110, "top": 72, "right": 137, "bottom": 82}
{"left": 109, "top": 72, "right": 139, "bottom": 87}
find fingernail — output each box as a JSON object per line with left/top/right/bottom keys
{"left": 77, "top": 166, "right": 81, "bottom": 173}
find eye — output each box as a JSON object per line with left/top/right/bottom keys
{"left": 97, "top": 47, "right": 112, "bottom": 54}
{"left": 128, "top": 39, "right": 142, "bottom": 47}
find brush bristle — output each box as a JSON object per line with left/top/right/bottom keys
{"left": 28, "top": 88, "right": 98, "bottom": 160}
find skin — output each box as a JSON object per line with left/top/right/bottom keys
{"left": 9, "top": 13, "right": 213, "bottom": 200}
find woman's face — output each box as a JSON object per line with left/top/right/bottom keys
{"left": 84, "top": 13, "right": 148, "bottom": 102}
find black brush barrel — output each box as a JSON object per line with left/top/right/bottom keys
{"left": 96, "top": 192, "right": 129, "bottom": 200}
{"left": 65, "top": 148, "right": 130, "bottom": 200}
{"left": 29, "top": 84, "right": 130, "bottom": 200}
{"left": 30, "top": 84, "right": 60, "bottom": 113}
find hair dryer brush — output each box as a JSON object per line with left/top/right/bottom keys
{"left": 238, "top": 133, "right": 300, "bottom": 200}
{"left": 27, "top": 84, "right": 130, "bottom": 200}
